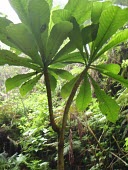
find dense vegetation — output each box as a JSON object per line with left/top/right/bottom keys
{"left": 0, "top": 0, "right": 128, "bottom": 169}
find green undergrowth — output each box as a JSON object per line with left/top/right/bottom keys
{"left": 0, "top": 88, "right": 128, "bottom": 169}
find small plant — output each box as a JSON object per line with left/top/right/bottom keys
{"left": 0, "top": 152, "right": 26, "bottom": 170}
{"left": 124, "top": 137, "right": 128, "bottom": 151}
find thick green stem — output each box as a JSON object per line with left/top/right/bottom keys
{"left": 58, "top": 136, "right": 64, "bottom": 170}
{"left": 44, "top": 68, "right": 60, "bottom": 133}
{"left": 57, "top": 67, "right": 89, "bottom": 169}
{"left": 61, "top": 68, "right": 88, "bottom": 137}
{"left": 44, "top": 66, "right": 89, "bottom": 170}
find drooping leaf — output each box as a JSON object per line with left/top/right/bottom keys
{"left": 76, "top": 75, "right": 92, "bottom": 111}
{"left": 20, "top": 74, "right": 42, "bottom": 96}
{"left": 91, "top": 78, "right": 119, "bottom": 123}
{"left": 48, "top": 74, "right": 57, "bottom": 91}
{"left": 96, "top": 29, "right": 128, "bottom": 58}
{"left": 65, "top": 0, "right": 92, "bottom": 24}
{"left": 52, "top": 9, "right": 71, "bottom": 24}
{"left": 28, "top": 0, "right": 50, "bottom": 55}
{"left": 91, "top": 1, "right": 112, "bottom": 24}
{"left": 61, "top": 75, "right": 79, "bottom": 98}
{"left": 92, "top": 6, "right": 128, "bottom": 56}
{"left": 5, "top": 72, "right": 36, "bottom": 92}
{"left": 9, "top": 0, "right": 29, "bottom": 25}
{"left": 46, "top": 21, "right": 73, "bottom": 62}
{"left": 0, "top": 50, "right": 41, "bottom": 71}
{"left": 53, "top": 52, "right": 84, "bottom": 64}
{"left": 95, "top": 64, "right": 120, "bottom": 74}
{"left": 81, "top": 24, "right": 99, "bottom": 45}
{"left": 99, "top": 71, "right": 128, "bottom": 88}
{"left": 69, "top": 18, "right": 83, "bottom": 56}
{"left": 6, "top": 23, "right": 42, "bottom": 66}
{"left": 49, "top": 68, "right": 74, "bottom": 80}
{"left": 53, "top": 40, "right": 76, "bottom": 62}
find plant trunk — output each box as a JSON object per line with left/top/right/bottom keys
{"left": 57, "top": 135, "right": 64, "bottom": 170}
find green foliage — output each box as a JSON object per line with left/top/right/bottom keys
{"left": 124, "top": 138, "right": 128, "bottom": 151}
{"left": 76, "top": 76, "right": 92, "bottom": 111}
{"left": 0, "top": 0, "right": 128, "bottom": 169}
{"left": 0, "top": 1, "right": 127, "bottom": 120}
{"left": 6, "top": 72, "right": 36, "bottom": 92}
{"left": 46, "top": 21, "right": 73, "bottom": 62}
{"left": 92, "top": 80, "right": 120, "bottom": 123}
{"left": 19, "top": 74, "right": 42, "bottom": 96}
{"left": 0, "top": 153, "right": 26, "bottom": 170}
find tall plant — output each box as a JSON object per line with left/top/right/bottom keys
{"left": 0, "top": 0, "right": 128, "bottom": 169}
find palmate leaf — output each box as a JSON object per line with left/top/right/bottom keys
{"left": 91, "top": 1, "right": 112, "bottom": 24}
{"left": 28, "top": 0, "right": 50, "bottom": 55}
{"left": 76, "top": 75, "right": 92, "bottom": 111}
{"left": 0, "top": 50, "right": 41, "bottom": 71}
{"left": 64, "top": 0, "right": 92, "bottom": 24}
{"left": 91, "top": 78, "right": 119, "bottom": 123}
{"left": 46, "top": 21, "right": 73, "bottom": 62}
{"left": 92, "top": 6, "right": 128, "bottom": 56}
{"left": 96, "top": 29, "right": 128, "bottom": 58}
{"left": 6, "top": 23, "right": 42, "bottom": 66}
{"left": 20, "top": 74, "right": 42, "bottom": 96}
{"left": 5, "top": 72, "right": 36, "bottom": 91}
{"left": 9, "top": 0, "right": 29, "bottom": 25}
{"left": 95, "top": 64, "right": 120, "bottom": 74}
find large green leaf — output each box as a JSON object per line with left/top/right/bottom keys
{"left": 92, "top": 6, "right": 128, "bottom": 56}
{"left": 69, "top": 18, "right": 83, "bottom": 56}
{"left": 9, "top": 0, "right": 29, "bottom": 25}
{"left": 6, "top": 23, "right": 42, "bottom": 66}
{"left": 46, "top": 21, "right": 73, "bottom": 62}
{"left": 5, "top": 72, "right": 36, "bottom": 92}
{"left": 20, "top": 74, "right": 42, "bottom": 96}
{"left": 91, "top": 1, "right": 112, "bottom": 24}
{"left": 96, "top": 29, "right": 128, "bottom": 58}
{"left": 0, "top": 50, "right": 41, "bottom": 71}
{"left": 99, "top": 71, "right": 128, "bottom": 88}
{"left": 61, "top": 75, "right": 79, "bottom": 98}
{"left": 49, "top": 73, "right": 57, "bottom": 91}
{"left": 53, "top": 52, "right": 84, "bottom": 64}
{"left": 64, "top": 0, "right": 92, "bottom": 24}
{"left": 81, "top": 24, "right": 99, "bottom": 45}
{"left": 76, "top": 76, "right": 92, "bottom": 111}
{"left": 52, "top": 9, "right": 71, "bottom": 24}
{"left": 95, "top": 64, "right": 120, "bottom": 74}
{"left": 28, "top": 0, "right": 50, "bottom": 56}
{"left": 49, "top": 68, "right": 74, "bottom": 80}
{"left": 0, "top": 17, "right": 16, "bottom": 48}
{"left": 53, "top": 40, "right": 76, "bottom": 62}
{"left": 91, "top": 78, "right": 119, "bottom": 123}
